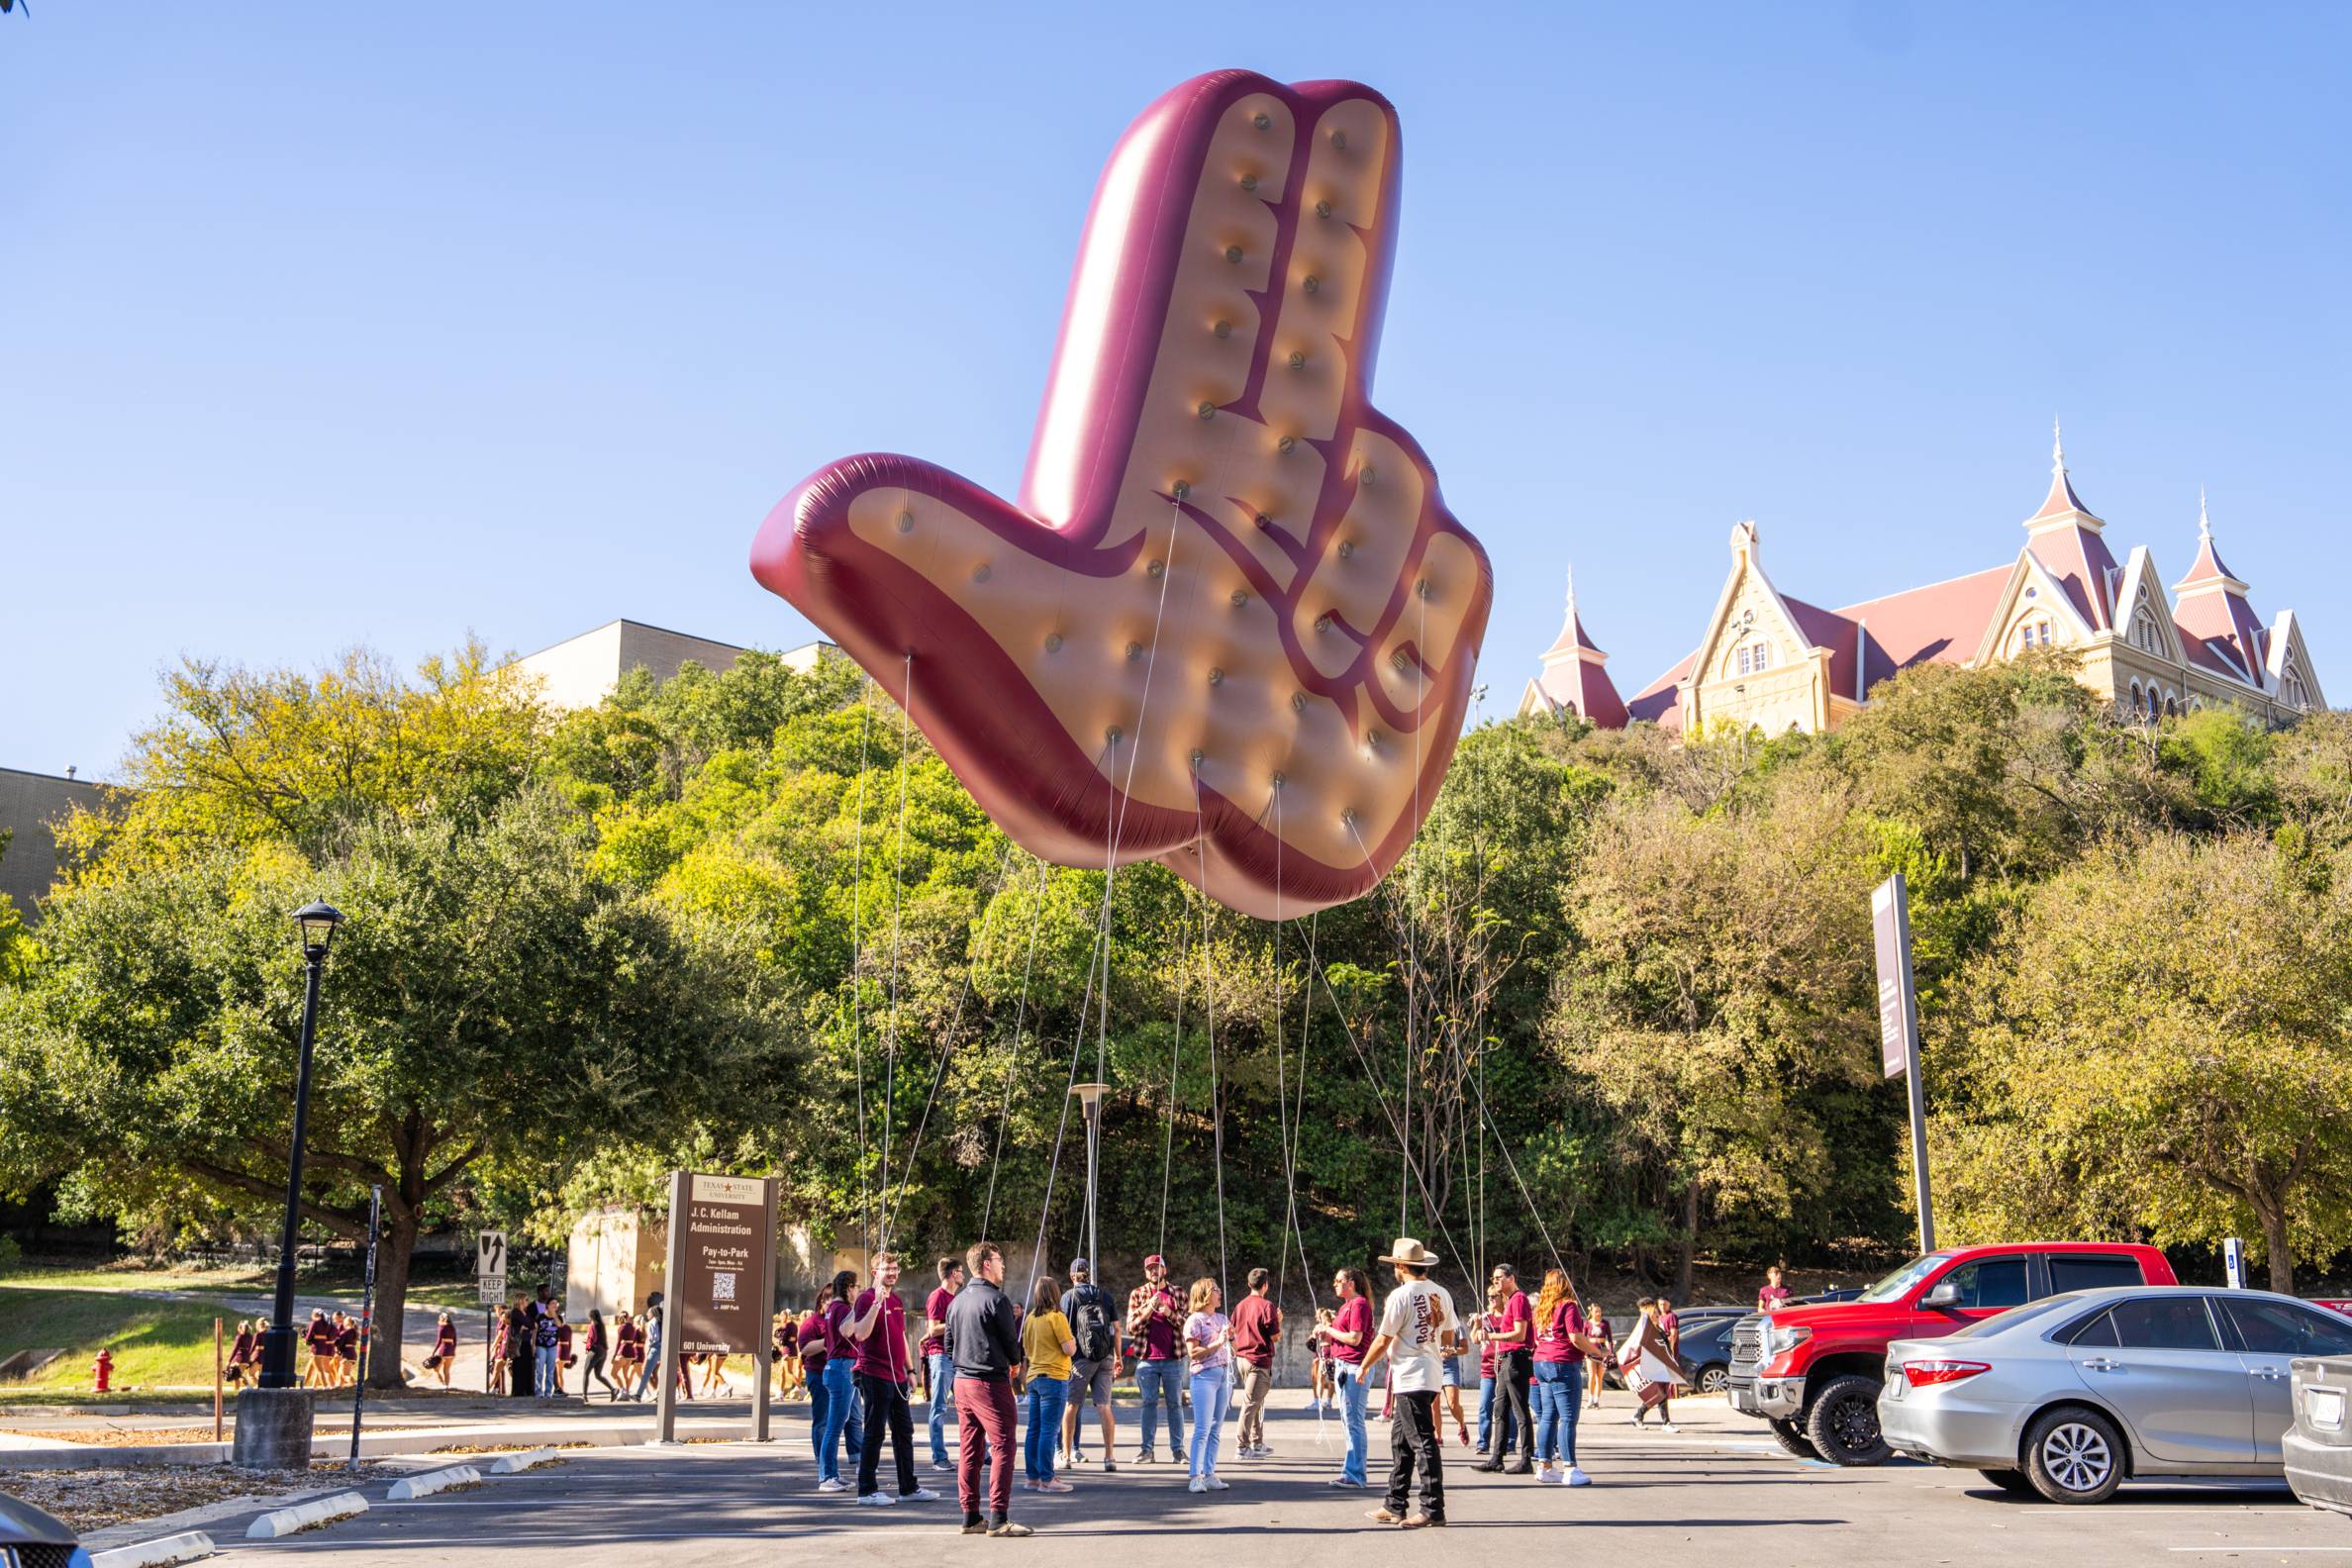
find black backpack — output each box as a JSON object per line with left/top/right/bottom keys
{"left": 1068, "top": 1286, "right": 1117, "bottom": 1363}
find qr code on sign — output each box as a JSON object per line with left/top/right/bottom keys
{"left": 713, "top": 1271, "right": 737, "bottom": 1303}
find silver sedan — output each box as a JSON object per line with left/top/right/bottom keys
{"left": 1878, "top": 1285, "right": 2352, "bottom": 1503}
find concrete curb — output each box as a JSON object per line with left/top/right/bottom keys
{"left": 488, "top": 1447, "right": 556, "bottom": 1474}
{"left": 245, "top": 1492, "right": 366, "bottom": 1539}
{"left": 385, "top": 1463, "right": 480, "bottom": 1499}
{"left": 0, "top": 1417, "right": 714, "bottom": 1470}
{"left": 89, "top": 1531, "right": 216, "bottom": 1568}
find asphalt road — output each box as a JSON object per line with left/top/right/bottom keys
{"left": 180, "top": 1399, "right": 2341, "bottom": 1566}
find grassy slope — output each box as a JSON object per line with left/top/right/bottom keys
{"left": 0, "top": 1285, "right": 249, "bottom": 1390}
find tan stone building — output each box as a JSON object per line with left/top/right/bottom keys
{"left": 1520, "top": 434, "right": 2325, "bottom": 735}
{"left": 513, "top": 618, "right": 832, "bottom": 712}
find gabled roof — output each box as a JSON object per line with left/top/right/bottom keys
{"left": 2025, "top": 524, "right": 2119, "bottom": 631}
{"left": 1626, "top": 652, "right": 1694, "bottom": 731}
{"left": 2170, "top": 494, "right": 2267, "bottom": 689}
{"left": 1525, "top": 659, "right": 1630, "bottom": 729}
{"left": 1836, "top": 564, "right": 2015, "bottom": 695}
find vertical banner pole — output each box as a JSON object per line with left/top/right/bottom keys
{"left": 751, "top": 1177, "right": 776, "bottom": 1443}
{"left": 656, "top": 1170, "right": 687, "bottom": 1443}
{"left": 349, "top": 1184, "right": 380, "bottom": 1469}
{"left": 1873, "top": 873, "right": 1934, "bottom": 1252}
{"left": 213, "top": 1319, "right": 224, "bottom": 1443}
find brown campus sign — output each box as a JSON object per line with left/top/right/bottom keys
{"left": 670, "top": 1172, "right": 776, "bottom": 1356}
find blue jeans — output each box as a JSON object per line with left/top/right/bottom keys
{"left": 1336, "top": 1362, "right": 1369, "bottom": 1485}
{"left": 1135, "top": 1358, "right": 1185, "bottom": 1457}
{"left": 1533, "top": 1360, "right": 1583, "bottom": 1464}
{"left": 535, "top": 1343, "right": 558, "bottom": 1396}
{"left": 928, "top": 1352, "right": 953, "bottom": 1465}
{"left": 1476, "top": 1373, "right": 1519, "bottom": 1454}
{"left": 634, "top": 1332, "right": 661, "bottom": 1399}
{"left": 818, "top": 1357, "right": 864, "bottom": 1483}
{"left": 1025, "top": 1377, "right": 1068, "bottom": 1482}
{"left": 1187, "top": 1366, "right": 1230, "bottom": 1477}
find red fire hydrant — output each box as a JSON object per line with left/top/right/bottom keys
{"left": 92, "top": 1348, "right": 113, "bottom": 1392}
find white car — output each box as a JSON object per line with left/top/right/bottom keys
{"left": 1878, "top": 1285, "right": 2352, "bottom": 1503}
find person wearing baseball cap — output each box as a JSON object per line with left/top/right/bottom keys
{"left": 1127, "top": 1254, "right": 1185, "bottom": 1463}
{"left": 1360, "top": 1238, "right": 1459, "bottom": 1528}
{"left": 1059, "top": 1257, "right": 1120, "bottom": 1472}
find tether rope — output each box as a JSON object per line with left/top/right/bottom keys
{"left": 847, "top": 682, "right": 876, "bottom": 1254}
{"left": 874, "top": 652, "right": 914, "bottom": 1254}
{"left": 979, "top": 856, "right": 1051, "bottom": 1243}
{"left": 881, "top": 834, "right": 1023, "bottom": 1239}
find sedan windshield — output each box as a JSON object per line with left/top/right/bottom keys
{"left": 1856, "top": 1253, "right": 1951, "bottom": 1304}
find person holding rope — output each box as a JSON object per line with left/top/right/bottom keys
{"left": 1359, "top": 1238, "right": 1458, "bottom": 1529}
{"left": 1059, "top": 1258, "right": 1120, "bottom": 1473}
{"left": 924, "top": 1256, "right": 965, "bottom": 1474}
{"left": 1127, "top": 1254, "right": 1186, "bottom": 1465}
{"left": 1530, "top": 1268, "right": 1605, "bottom": 1486}
{"left": 810, "top": 1275, "right": 866, "bottom": 1492}
{"left": 847, "top": 1252, "right": 939, "bottom": 1507}
{"left": 1470, "top": 1264, "right": 1533, "bottom": 1475}
{"left": 1312, "top": 1266, "right": 1373, "bottom": 1489}
{"left": 942, "top": 1241, "right": 1030, "bottom": 1537}
{"left": 1022, "top": 1276, "right": 1077, "bottom": 1495}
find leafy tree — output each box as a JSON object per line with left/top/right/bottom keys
{"left": 0, "top": 789, "right": 782, "bottom": 1383}
{"left": 1930, "top": 829, "right": 2352, "bottom": 1291}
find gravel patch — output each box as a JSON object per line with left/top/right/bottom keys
{"left": 0, "top": 1462, "right": 365, "bottom": 1534}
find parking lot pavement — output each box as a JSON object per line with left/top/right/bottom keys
{"left": 180, "top": 1400, "right": 2344, "bottom": 1566}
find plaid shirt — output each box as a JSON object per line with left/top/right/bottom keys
{"left": 1127, "top": 1281, "right": 1183, "bottom": 1353}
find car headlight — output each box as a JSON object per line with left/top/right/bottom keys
{"left": 1761, "top": 1323, "right": 1813, "bottom": 1361}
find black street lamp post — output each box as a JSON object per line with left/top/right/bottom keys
{"left": 257, "top": 900, "right": 343, "bottom": 1390}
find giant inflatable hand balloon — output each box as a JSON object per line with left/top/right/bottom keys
{"left": 751, "top": 69, "right": 1490, "bottom": 919}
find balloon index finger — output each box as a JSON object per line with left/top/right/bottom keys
{"left": 1019, "top": 71, "right": 1405, "bottom": 541}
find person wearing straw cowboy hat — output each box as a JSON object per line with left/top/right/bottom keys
{"left": 1358, "top": 1237, "right": 1459, "bottom": 1529}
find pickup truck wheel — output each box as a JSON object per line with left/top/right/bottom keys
{"left": 1767, "top": 1418, "right": 1818, "bottom": 1459}
{"left": 1977, "top": 1468, "right": 2036, "bottom": 1497}
{"left": 1804, "top": 1374, "right": 1893, "bottom": 1466}
{"left": 2023, "top": 1407, "right": 2124, "bottom": 1504}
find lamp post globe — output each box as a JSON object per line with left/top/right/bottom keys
{"left": 257, "top": 900, "right": 343, "bottom": 1390}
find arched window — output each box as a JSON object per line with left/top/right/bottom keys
{"left": 1731, "top": 637, "right": 1771, "bottom": 676}
{"left": 2013, "top": 617, "right": 2054, "bottom": 652}
{"left": 2128, "top": 681, "right": 2143, "bottom": 717}
{"left": 2131, "top": 609, "right": 2163, "bottom": 653}
{"left": 2283, "top": 661, "right": 2311, "bottom": 711}
{"left": 2163, "top": 694, "right": 2180, "bottom": 718}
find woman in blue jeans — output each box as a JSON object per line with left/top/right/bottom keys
{"left": 812, "top": 1274, "right": 865, "bottom": 1491}
{"left": 1023, "top": 1277, "right": 1076, "bottom": 1491}
{"left": 1530, "top": 1268, "right": 1600, "bottom": 1486}
{"left": 1181, "top": 1278, "right": 1234, "bottom": 1491}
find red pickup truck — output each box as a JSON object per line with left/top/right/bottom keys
{"left": 1727, "top": 1242, "right": 2177, "bottom": 1465}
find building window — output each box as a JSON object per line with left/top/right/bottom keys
{"left": 2284, "top": 663, "right": 2310, "bottom": 711}
{"left": 2130, "top": 610, "right": 2162, "bottom": 653}
{"left": 1733, "top": 638, "right": 1771, "bottom": 676}
{"left": 2014, "top": 618, "right": 2053, "bottom": 652}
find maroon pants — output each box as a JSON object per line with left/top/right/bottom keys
{"left": 954, "top": 1375, "right": 1018, "bottom": 1521}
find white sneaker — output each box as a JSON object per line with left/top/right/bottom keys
{"left": 1326, "top": 1476, "right": 1364, "bottom": 1488}
{"left": 856, "top": 1491, "right": 897, "bottom": 1507}
{"left": 1535, "top": 1466, "right": 1561, "bottom": 1485}
{"left": 1662, "top": 1423, "right": 1680, "bottom": 1434}
{"left": 817, "top": 1477, "right": 845, "bottom": 1493}
{"left": 903, "top": 1488, "right": 941, "bottom": 1502}
{"left": 929, "top": 1460, "right": 953, "bottom": 1473}
{"left": 1206, "top": 1475, "right": 1228, "bottom": 1490}
{"left": 1567, "top": 1466, "right": 1593, "bottom": 1487}
{"left": 1187, "top": 1477, "right": 1208, "bottom": 1494}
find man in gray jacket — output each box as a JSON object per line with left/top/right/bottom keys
{"left": 941, "top": 1241, "right": 1030, "bottom": 1537}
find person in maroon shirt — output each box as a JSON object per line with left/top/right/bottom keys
{"left": 1471, "top": 1264, "right": 1534, "bottom": 1474}
{"left": 845, "top": 1252, "right": 939, "bottom": 1506}
{"left": 423, "top": 1312, "right": 456, "bottom": 1389}
{"left": 814, "top": 1274, "right": 867, "bottom": 1490}
{"left": 1654, "top": 1295, "right": 1683, "bottom": 1428}
{"left": 1312, "top": 1267, "right": 1374, "bottom": 1487}
{"left": 1586, "top": 1304, "right": 1615, "bottom": 1410}
{"left": 924, "top": 1256, "right": 965, "bottom": 1472}
{"left": 334, "top": 1312, "right": 360, "bottom": 1387}
{"left": 1228, "top": 1267, "right": 1283, "bottom": 1458}
{"left": 1757, "top": 1265, "right": 1793, "bottom": 1312}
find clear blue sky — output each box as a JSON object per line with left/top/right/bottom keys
{"left": 5, "top": 2, "right": 2346, "bottom": 780}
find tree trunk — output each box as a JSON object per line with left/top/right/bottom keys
{"left": 1676, "top": 1182, "right": 1699, "bottom": 1303}
{"left": 366, "top": 1209, "right": 419, "bottom": 1390}
{"left": 2255, "top": 1194, "right": 2296, "bottom": 1296}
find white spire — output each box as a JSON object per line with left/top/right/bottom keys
{"left": 2198, "top": 486, "right": 2211, "bottom": 539}
{"left": 1563, "top": 563, "right": 1578, "bottom": 619}
{"left": 2052, "top": 418, "right": 2066, "bottom": 476}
